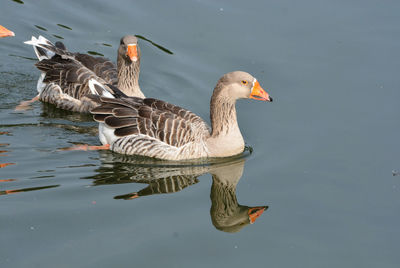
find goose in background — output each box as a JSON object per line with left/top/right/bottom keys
{"left": 18, "top": 35, "right": 143, "bottom": 112}
{"left": 89, "top": 71, "right": 272, "bottom": 160}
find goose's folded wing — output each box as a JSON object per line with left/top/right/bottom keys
{"left": 143, "top": 98, "right": 211, "bottom": 133}
{"left": 35, "top": 55, "right": 108, "bottom": 99}
{"left": 91, "top": 97, "right": 210, "bottom": 147}
{"left": 74, "top": 53, "right": 118, "bottom": 85}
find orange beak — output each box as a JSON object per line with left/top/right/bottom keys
{"left": 0, "top": 25, "right": 15, "bottom": 38}
{"left": 248, "top": 206, "right": 268, "bottom": 224}
{"left": 250, "top": 80, "right": 273, "bottom": 102}
{"left": 126, "top": 44, "right": 138, "bottom": 62}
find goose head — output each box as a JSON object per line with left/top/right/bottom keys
{"left": 118, "top": 35, "right": 140, "bottom": 63}
{"left": 0, "top": 25, "right": 14, "bottom": 38}
{"left": 214, "top": 71, "right": 273, "bottom": 102}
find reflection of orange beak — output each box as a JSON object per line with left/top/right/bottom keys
{"left": 0, "top": 25, "right": 15, "bottom": 38}
{"left": 248, "top": 206, "right": 268, "bottom": 224}
{"left": 114, "top": 192, "right": 139, "bottom": 200}
{"left": 126, "top": 44, "right": 138, "bottom": 62}
{"left": 127, "top": 193, "right": 139, "bottom": 200}
{"left": 250, "top": 80, "right": 273, "bottom": 102}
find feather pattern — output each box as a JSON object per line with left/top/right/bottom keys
{"left": 91, "top": 71, "right": 272, "bottom": 160}
{"left": 91, "top": 96, "right": 211, "bottom": 160}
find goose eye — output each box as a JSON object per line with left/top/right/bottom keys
{"left": 241, "top": 80, "right": 248, "bottom": 85}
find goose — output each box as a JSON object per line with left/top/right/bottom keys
{"left": 19, "top": 35, "right": 143, "bottom": 112}
{"left": 0, "top": 25, "right": 14, "bottom": 38}
{"left": 89, "top": 71, "right": 273, "bottom": 160}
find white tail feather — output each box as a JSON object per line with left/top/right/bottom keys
{"left": 88, "top": 79, "right": 114, "bottom": 98}
{"left": 24, "top": 35, "right": 55, "bottom": 61}
{"left": 23, "top": 36, "right": 38, "bottom": 46}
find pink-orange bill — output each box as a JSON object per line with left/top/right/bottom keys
{"left": 0, "top": 25, "right": 15, "bottom": 38}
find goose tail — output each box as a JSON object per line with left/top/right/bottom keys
{"left": 24, "top": 35, "right": 69, "bottom": 61}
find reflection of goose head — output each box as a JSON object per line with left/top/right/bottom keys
{"left": 210, "top": 159, "right": 268, "bottom": 233}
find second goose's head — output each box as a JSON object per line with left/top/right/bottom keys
{"left": 118, "top": 35, "right": 140, "bottom": 63}
{"left": 213, "top": 71, "right": 273, "bottom": 102}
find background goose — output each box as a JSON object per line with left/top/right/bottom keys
{"left": 90, "top": 71, "right": 273, "bottom": 160}
{"left": 19, "top": 35, "right": 143, "bottom": 112}
{"left": 0, "top": 25, "right": 14, "bottom": 38}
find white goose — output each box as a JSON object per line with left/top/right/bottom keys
{"left": 89, "top": 71, "right": 272, "bottom": 160}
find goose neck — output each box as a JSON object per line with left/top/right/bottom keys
{"left": 117, "top": 56, "right": 144, "bottom": 98}
{"left": 210, "top": 92, "right": 239, "bottom": 138}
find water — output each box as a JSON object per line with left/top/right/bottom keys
{"left": 1, "top": 0, "right": 400, "bottom": 267}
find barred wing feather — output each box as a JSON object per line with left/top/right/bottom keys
{"left": 91, "top": 97, "right": 210, "bottom": 148}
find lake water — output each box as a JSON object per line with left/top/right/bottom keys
{"left": 1, "top": 0, "right": 399, "bottom": 267}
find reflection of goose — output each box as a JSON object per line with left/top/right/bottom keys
{"left": 114, "top": 175, "right": 200, "bottom": 200}
{"left": 0, "top": 25, "right": 14, "bottom": 38}
{"left": 84, "top": 151, "right": 267, "bottom": 232}
{"left": 85, "top": 150, "right": 211, "bottom": 193}
{"left": 210, "top": 159, "right": 268, "bottom": 233}
{"left": 20, "top": 35, "right": 143, "bottom": 112}
{"left": 91, "top": 71, "right": 272, "bottom": 160}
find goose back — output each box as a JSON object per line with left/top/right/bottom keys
{"left": 74, "top": 53, "right": 118, "bottom": 86}
{"left": 35, "top": 55, "right": 111, "bottom": 112}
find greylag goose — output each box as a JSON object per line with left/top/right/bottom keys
{"left": 0, "top": 25, "right": 14, "bottom": 38}
{"left": 90, "top": 71, "right": 272, "bottom": 160}
{"left": 19, "top": 35, "right": 143, "bottom": 112}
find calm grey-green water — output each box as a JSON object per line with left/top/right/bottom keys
{"left": 1, "top": 0, "right": 399, "bottom": 267}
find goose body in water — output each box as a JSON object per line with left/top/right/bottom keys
{"left": 90, "top": 71, "right": 272, "bottom": 160}
{"left": 20, "top": 35, "right": 143, "bottom": 112}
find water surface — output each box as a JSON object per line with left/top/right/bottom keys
{"left": 1, "top": 0, "right": 399, "bottom": 267}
